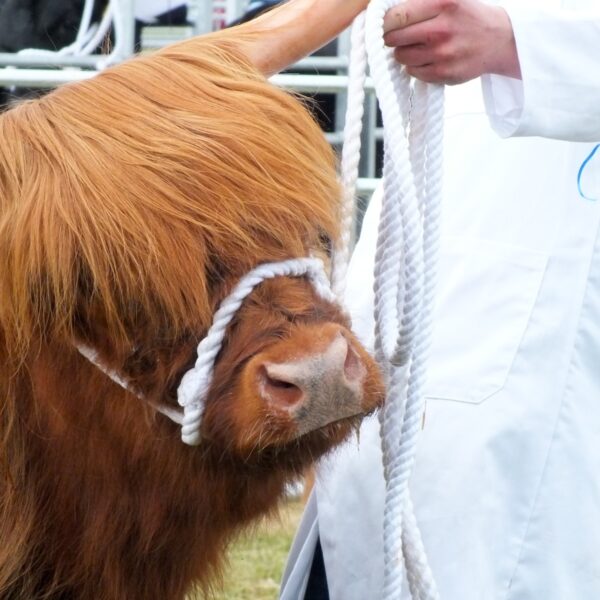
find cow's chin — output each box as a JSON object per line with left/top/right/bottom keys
{"left": 298, "top": 410, "right": 371, "bottom": 449}
{"left": 238, "top": 411, "right": 373, "bottom": 474}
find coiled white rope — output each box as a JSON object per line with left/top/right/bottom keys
{"left": 338, "top": 2, "right": 445, "bottom": 598}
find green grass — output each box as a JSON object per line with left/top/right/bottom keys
{"left": 193, "top": 499, "right": 305, "bottom": 600}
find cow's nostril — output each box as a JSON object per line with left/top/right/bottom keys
{"left": 267, "top": 376, "right": 295, "bottom": 390}
{"left": 259, "top": 365, "right": 304, "bottom": 408}
{"left": 343, "top": 343, "right": 365, "bottom": 383}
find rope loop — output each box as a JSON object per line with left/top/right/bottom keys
{"left": 177, "top": 257, "right": 336, "bottom": 446}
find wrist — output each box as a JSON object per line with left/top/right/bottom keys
{"left": 486, "top": 6, "right": 521, "bottom": 79}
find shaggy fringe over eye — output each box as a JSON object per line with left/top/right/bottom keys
{"left": 0, "top": 36, "right": 341, "bottom": 365}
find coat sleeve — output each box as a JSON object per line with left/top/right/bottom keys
{"left": 481, "top": 4, "right": 600, "bottom": 141}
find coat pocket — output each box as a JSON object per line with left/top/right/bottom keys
{"left": 424, "top": 237, "right": 547, "bottom": 404}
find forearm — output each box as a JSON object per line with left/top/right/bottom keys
{"left": 167, "top": 0, "right": 368, "bottom": 77}
{"left": 484, "top": 4, "right": 600, "bottom": 140}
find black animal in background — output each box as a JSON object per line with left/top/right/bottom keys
{"left": 0, "top": 0, "right": 106, "bottom": 54}
{"left": 0, "top": 0, "right": 188, "bottom": 106}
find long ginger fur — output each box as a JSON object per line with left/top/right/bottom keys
{"left": 0, "top": 36, "right": 359, "bottom": 599}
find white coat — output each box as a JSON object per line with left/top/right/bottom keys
{"left": 281, "top": 1, "right": 600, "bottom": 598}
{"left": 134, "top": 1, "right": 187, "bottom": 23}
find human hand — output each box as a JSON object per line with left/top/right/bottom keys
{"left": 383, "top": 0, "right": 521, "bottom": 84}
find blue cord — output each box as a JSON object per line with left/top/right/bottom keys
{"left": 577, "top": 144, "right": 600, "bottom": 201}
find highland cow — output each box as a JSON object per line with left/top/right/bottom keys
{"left": 0, "top": 17, "right": 382, "bottom": 600}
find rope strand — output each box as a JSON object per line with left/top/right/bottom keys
{"left": 332, "top": 12, "right": 368, "bottom": 299}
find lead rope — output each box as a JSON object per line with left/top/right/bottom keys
{"left": 330, "top": 11, "right": 367, "bottom": 299}
{"left": 337, "top": 3, "right": 444, "bottom": 598}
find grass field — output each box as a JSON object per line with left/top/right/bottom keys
{"left": 195, "top": 498, "right": 305, "bottom": 600}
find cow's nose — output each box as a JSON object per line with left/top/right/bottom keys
{"left": 257, "top": 330, "right": 367, "bottom": 435}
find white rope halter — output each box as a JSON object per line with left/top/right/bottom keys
{"left": 176, "top": 257, "right": 336, "bottom": 445}
{"left": 338, "top": 2, "right": 445, "bottom": 598}
{"left": 78, "top": 256, "right": 335, "bottom": 445}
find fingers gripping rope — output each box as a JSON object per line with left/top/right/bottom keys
{"left": 338, "top": 3, "right": 445, "bottom": 599}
